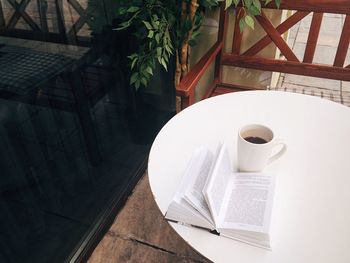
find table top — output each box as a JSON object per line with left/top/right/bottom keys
{"left": 148, "top": 91, "right": 350, "bottom": 263}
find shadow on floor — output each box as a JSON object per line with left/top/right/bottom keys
{"left": 88, "top": 173, "right": 211, "bottom": 263}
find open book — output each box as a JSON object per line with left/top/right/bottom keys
{"left": 165, "top": 143, "right": 276, "bottom": 249}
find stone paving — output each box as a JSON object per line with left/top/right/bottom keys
{"left": 88, "top": 173, "right": 210, "bottom": 263}
{"left": 88, "top": 13, "right": 350, "bottom": 263}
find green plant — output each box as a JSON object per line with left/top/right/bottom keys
{"left": 228, "top": 0, "right": 281, "bottom": 31}
{"left": 115, "top": 0, "right": 281, "bottom": 89}
{"left": 116, "top": 1, "right": 176, "bottom": 89}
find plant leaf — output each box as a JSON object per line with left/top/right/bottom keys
{"left": 275, "top": 0, "right": 281, "bottom": 8}
{"left": 239, "top": 18, "right": 246, "bottom": 32}
{"left": 155, "top": 33, "right": 160, "bottom": 44}
{"left": 130, "top": 73, "right": 138, "bottom": 84}
{"left": 135, "top": 80, "right": 140, "bottom": 90}
{"left": 161, "top": 58, "right": 167, "bottom": 71}
{"left": 248, "top": 5, "right": 261, "bottom": 16}
{"left": 252, "top": 0, "right": 261, "bottom": 10}
{"left": 131, "top": 57, "right": 138, "bottom": 69}
{"left": 140, "top": 78, "right": 147, "bottom": 86}
{"left": 244, "top": 0, "right": 253, "bottom": 7}
{"left": 165, "top": 44, "right": 173, "bottom": 55}
{"left": 127, "top": 6, "right": 139, "bottom": 13}
{"left": 116, "top": 21, "right": 130, "bottom": 30}
{"left": 156, "top": 47, "right": 162, "bottom": 57}
{"left": 127, "top": 54, "right": 137, "bottom": 60}
{"left": 143, "top": 21, "right": 152, "bottom": 30}
{"left": 244, "top": 15, "right": 255, "bottom": 30}
{"left": 225, "top": 0, "right": 232, "bottom": 9}
{"left": 147, "top": 30, "right": 154, "bottom": 38}
{"left": 146, "top": 66, "right": 153, "bottom": 75}
{"left": 117, "top": 7, "right": 127, "bottom": 15}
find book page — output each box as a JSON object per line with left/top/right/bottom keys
{"left": 184, "top": 148, "right": 215, "bottom": 224}
{"left": 165, "top": 148, "right": 215, "bottom": 229}
{"left": 219, "top": 173, "right": 276, "bottom": 233}
{"left": 203, "top": 143, "right": 233, "bottom": 226}
{"left": 166, "top": 192, "right": 214, "bottom": 229}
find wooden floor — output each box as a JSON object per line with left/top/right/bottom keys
{"left": 88, "top": 172, "right": 210, "bottom": 263}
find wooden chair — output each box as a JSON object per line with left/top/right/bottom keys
{"left": 0, "top": 0, "right": 94, "bottom": 45}
{"left": 177, "top": 0, "right": 350, "bottom": 110}
{"left": 0, "top": 0, "right": 115, "bottom": 165}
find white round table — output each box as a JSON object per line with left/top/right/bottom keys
{"left": 148, "top": 91, "right": 350, "bottom": 263}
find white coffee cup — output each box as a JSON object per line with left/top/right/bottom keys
{"left": 237, "top": 124, "right": 287, "bottom": 172}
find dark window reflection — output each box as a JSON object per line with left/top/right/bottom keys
{"left": 0, "top": 0, "right": 174, "bottom": 262}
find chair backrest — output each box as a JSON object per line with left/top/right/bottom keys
{"left": 224, "top": 0, "right": 350, "bottom": 83}
{"left": 177, "top": 0, "right": 350, "bottom": 110}
{"left": 0, "top": 0, "right": 95, "bottom": 45}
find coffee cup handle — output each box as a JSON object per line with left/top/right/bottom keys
{"left": 268, "top": 140, "right": 287, "bottom": 164}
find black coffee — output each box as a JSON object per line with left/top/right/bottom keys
{"left": 244, "top": 136, "right": 267, "bottom": 144}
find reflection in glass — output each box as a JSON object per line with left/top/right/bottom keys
{"left": 0, "top": 0, "right": 174, "bottom": 262}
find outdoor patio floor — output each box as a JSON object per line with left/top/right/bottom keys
{"left": 88, "top": 13, "right": 349, "bottom": 263}
{"left": 88, "top": 173, "right": 209, "bottom": 263}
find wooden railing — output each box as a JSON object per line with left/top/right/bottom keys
{"left": 0, "top": 0, "right": 93, "bottom": 44}
{"left": 177, "top": 0, "right": 350, "bottom": 110}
